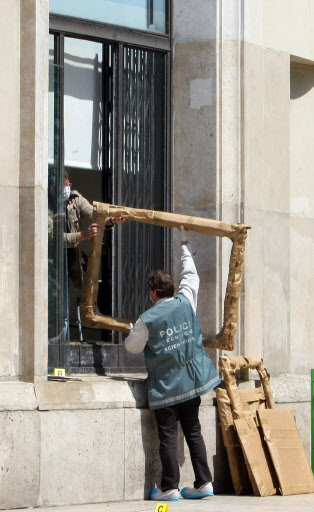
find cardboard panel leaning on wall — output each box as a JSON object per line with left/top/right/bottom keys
{"left": 258, "top": 409, "right": 314, "bottom": 495}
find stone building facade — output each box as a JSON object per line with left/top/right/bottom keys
{"left": 0, "top": 0, "right": 313, "bottom": 508}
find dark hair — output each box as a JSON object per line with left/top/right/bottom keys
{"left": 65, "top": 170, "right": 70, "bottom": 180}
{"left": 146, "top": 269, "right": 175, "bottom": 299}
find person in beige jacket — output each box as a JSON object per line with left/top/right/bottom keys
{"left": 64, "top": 172, "right": 126, "bottom": 287}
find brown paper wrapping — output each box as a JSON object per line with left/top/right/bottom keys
{"left": 81, "top": 203, "right": 250, "bottom": 349}
{"left": 219, "top": 355, "right": 276, "bottom": 417}
{"left": 217, "top": 355, "right": 277, "bottom": 496}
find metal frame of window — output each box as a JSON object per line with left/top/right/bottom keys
{"left": 49, "top": 12, "right": 171, "bottom": 51}
{"left": 49, "top": 9, "right": 172, "bottom": 349}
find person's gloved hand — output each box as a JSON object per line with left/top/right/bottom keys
{"left": 180, "top": 226, "right": 189, "bottom": 245}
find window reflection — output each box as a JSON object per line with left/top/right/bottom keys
{"left": 50, "top": 0, "right": 167, "bottom": 34}
{"left": 48, "top": 35, "right": 68, "bottom": 372}
{"left": 64, "top": 39, "right": 103, "bottom": 170}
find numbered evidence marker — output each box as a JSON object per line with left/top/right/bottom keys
{"left": 53, "top": 368, "right": 65, "bottom": 377}
{"left": 155, "top": 504, "right": 169, "bottom": 512}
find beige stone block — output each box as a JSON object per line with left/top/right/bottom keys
{"left": 124, "top": 408, "right": 160, "bottom": 499}
{"left": 263, "top": 49, "right": 290, "bottom": 213}
{"left": 271, "top": 376, "right": 311, "bottom": 404}
{"left": 20, "top": 0, "right": 49, "bottom": 189}
{"left": 290, "top": 219, "right": 314, "bottom": 374}
{"left": 0, "top": 0, "right": 20, "bottom": 188}
{"left": 39, "top": 409, "right": 124, "bottom": 506}
{"left": 19, "top": 186, "right": 48, "bottom": 381}
{"left": 0, "top": 382, "right": 37, "bottom": 411}
{"left": 288, "top": 0, "right": 313, "bottom": 60}
{"left": 36, "top": 378, "right": 145, "bottom": 411}
{"left": 243, "top": 0, "right": 264, "bottom": 47}
{"left": 174, "top": 41, "right": 217, "bottom": 208}
{"left": 0, "top": 411, "right": 40, "bottom": 509}
{"left": 262, "top": 212, "right": 290, "bottom": 375}
{"left": 243, "top": 43, "right": 265, "bottom": 210}
{"left": 0, "top": 185, "right": 19, "bottom": 378}
{"left": 262, "top": 0, "right": 314, "bottom": 60}
{"left": 243, "top": 207, "right": 264, "bottom": 357}
{"left": 173, "top": 0, "right": 216, "bottom": 43}
{"left": 220, "top": 40, "right": 242, "bottom": 207}
{"left": 263, "top": 0, "right": 291, "bottom": 55}
{"left": 290, "top": 62, "right": 314, "bottom": 218}
{"left": 221, "top": 0, "right": 241, "bottom": 41}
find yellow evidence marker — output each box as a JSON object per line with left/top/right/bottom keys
{"left": 154, "top": 504, "right": 169, "bottom": 512}
{"left": 53, "top": 368, "right": 65, "bottom": 377}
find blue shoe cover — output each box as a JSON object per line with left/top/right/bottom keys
{"left": 151, "top": 488, "right": 179, "bottom": 501}
{"left": 181, "top": 486, "right": 214, "bottom": 499}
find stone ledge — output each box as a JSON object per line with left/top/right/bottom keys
{"left": 0, "top": 378, "right": 217, "bottom": 412}
{"left": 271, "top": 375, "right": 311, "bottom": 403}
{"left": 35, "top": 377, "right": 145, "bottom": 411}
{"left": 35, "top": 377, "right": 217, "bottom": 410}
{"left": 0, "top": 382, "right": 38, "bottom": 411}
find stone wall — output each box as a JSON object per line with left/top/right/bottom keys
{"left": 0, "top": 381, "right": 229, "bottom": 509}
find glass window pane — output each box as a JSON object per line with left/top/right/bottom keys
{"left": 50, "top": 0, "right": 166, "bottom": 34}
{"left": 64, "top": 38, "right": 103, "bottom": 170}
{"left": 48, "top": 39, "right": 69, "bottom": 373}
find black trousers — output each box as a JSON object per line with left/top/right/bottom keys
{"left": 154, "top": 396, "right": 212, "bottom": 491}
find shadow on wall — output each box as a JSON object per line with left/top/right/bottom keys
{"left": 290, "top": 59, "right": 314, "bottom": 100}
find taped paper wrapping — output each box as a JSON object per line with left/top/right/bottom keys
{"left": 217, "top": 355, "right": 277, "bottom": 496}
{"left": 81, "top": 203, "right": 250, "bottom": 350}
{"left": 219, "top": 355, "right": 275, "bottom": 418}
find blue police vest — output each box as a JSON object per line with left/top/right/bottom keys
{"left": 141, "top": 294, "right": 221, "bottom": 410}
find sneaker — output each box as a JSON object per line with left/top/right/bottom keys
{"left": 181, "top": 481, "right": 214, "bottom": 499}
{"left": 151, "top": 488, "right": 180, "bottom": 501}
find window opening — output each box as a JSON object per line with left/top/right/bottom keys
{"left": 48, "top": 30, "right": 169, "bottom": 374}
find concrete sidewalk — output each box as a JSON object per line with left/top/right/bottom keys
{"left": 10, "top": 494, "right": 314, "bottom": 512}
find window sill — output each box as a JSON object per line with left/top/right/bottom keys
{"left": 0, "top": 377, "right": 218, "bottom": 412}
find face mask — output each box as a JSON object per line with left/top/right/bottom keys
{"left": 64, "top": 185, "right": 71, "bottom": 200}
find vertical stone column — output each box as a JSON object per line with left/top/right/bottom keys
{"left": 217, "top": 0, "right": 244, "bottom": 354}
{"left": 19, "top": 0, "right": 49, "bottom": 381}
{"left": 0, "top": 0, "right": 20, "bottom": 378}
{"left": 172, "top": 0, "right": 219, "bottom": 363}
{"left": 242, "top": 2, "right": 291, "bottom": 372}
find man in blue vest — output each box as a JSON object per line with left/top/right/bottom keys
{"left": 125, "top": 227, "right": 221, "bottom": 501}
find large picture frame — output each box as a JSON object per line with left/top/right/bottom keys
{"left": 81, "top": 203, "right": 250, "bottom": 351}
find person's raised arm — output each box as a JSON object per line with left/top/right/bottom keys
{"left": 178, "top": 227, "right": 199, "bottom": 312}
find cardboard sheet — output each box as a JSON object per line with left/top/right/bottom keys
{"left": 81, "top": 203, "right": 250, "bottom": 350}
{"left": 217, "top": 355, "right": 277, "bottom": 496}
{"left": 258, "top": 409, "right": 314, "bottom": 496}
{"left": 216, "top": 387, "right": 252, "bottom": 494}
{"left": 234, "top": 416, "right": 278, "bottom": 496}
